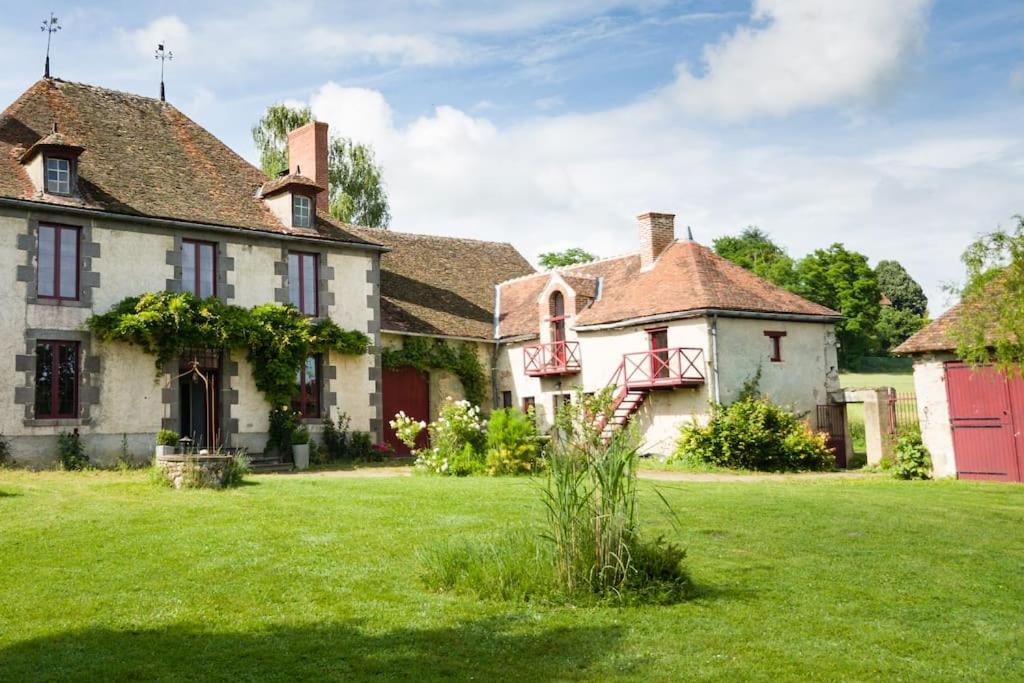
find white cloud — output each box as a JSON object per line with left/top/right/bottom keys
{"left": 129, "top": 15, "right": 191, "bottom": 59}
{"left": 667, "top": 0, "right": 932, "bottom": 120}
{"left": 301, "top": 74, "right": 1023, "bottom": 316}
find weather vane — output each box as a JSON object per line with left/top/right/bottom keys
{"left": 155, "top": 42, "right": 173, "bottom": 102}
{"left": 41, "top": 12, "right": 61, "bottom": 78}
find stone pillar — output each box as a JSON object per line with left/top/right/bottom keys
{"left": 862, "top": 389, "right": 896, "bottom": 467}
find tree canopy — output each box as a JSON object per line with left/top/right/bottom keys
{"left": 950, "top": 215, "right": 1024, "bottom": 373}
{"left": 793, "top": 244, "right": 882, "bottom": 366}
{"left": 252, "top": 104, "right": 391, "bottom": 229}
{"left": 713, "top": 227, "right": 797, "bottom": 289}
{"left": 538, "top": 248, "right": 596, "bottom": 270}
{"left": 877, "top": 306, "right": 926, "bottom": 353}
{"left": 875, "top": 260, "right": 928, "bottom": 316}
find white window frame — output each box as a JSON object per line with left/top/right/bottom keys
{"left": 292, "top": 194, "right": 312, "bottom": 228}
{"left": 45, "top": 157, "right": 71, "bottom": 195}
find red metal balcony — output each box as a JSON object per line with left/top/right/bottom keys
{"left": 619, "top": 347, "right": 706, "bottom": 389}
{"left": 524, "top": 341, "right": 582, "bottom": 377}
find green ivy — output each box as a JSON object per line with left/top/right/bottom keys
{"left": 88, "top": 291, "right": 369, "bottom": 407}
{"left": 381, "top": 336, "right": 487, "bottom": 407}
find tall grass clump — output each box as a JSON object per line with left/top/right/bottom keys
{"left": 542, "top": 390, "right": 689, "bottom": 602}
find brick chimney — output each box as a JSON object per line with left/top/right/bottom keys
{"left": 287, "top": 121, "right": 329, "bottom": 214}
{"left": 637, "top": 212, "right": 675, "bottom": 268}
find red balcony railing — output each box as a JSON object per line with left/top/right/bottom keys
{"left": 618, "top": 347, "right": 706, "bottom": 389}
{"left": 524, "top": 341, "right": 582, "bottom": 377}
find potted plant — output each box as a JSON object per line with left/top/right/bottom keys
{"left": 291, "top": 425, "right": 311, "bottom": 470}
{"left": 155, "top": 429, "right": 179, "bottom": 458}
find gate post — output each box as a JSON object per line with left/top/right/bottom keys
{"left": 862, "top": 388, "right": 896, "bottom": 466}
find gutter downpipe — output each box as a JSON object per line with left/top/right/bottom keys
{"left": 710, "top": 314, "right": 721, "bottom": 404}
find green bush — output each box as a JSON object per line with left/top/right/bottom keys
{"left": 321, "top": 414, "right": 351, "bottom": 461}
{"left": 893, "top": 430, "right": 931, "bottom": 480}
{"left": 291, "top": 424, "right": 310, "bottom": 446}
{"left": 224, "top": 452, "right": 251, "bottom": 487}
{"left": 0, "top": 432, "right": 10, "bottom": 467}
{"left": 485, "top": 408, "right": 541, "bottom": 475}
{"left": 414, "top": 400, "right": 486, "bottom": 475}
{"left": 156, "top": 429, "right": 179, "bottom": 447}
{"left": 57, "top": 431, "right": 89, "bottom": 471}
{"left": 349, "top": 431, "right": 373, "bottom": 461}
{"left": 672, "top": 397, "right": 835, "bottom": 471}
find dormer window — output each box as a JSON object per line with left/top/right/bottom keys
{"left": 293, "top": 194, "right": 312, "bottom": 228}
{"left": 45, "top": 157, "right": 72, "bottom": 195}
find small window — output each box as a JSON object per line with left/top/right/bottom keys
{"left": 522, "top": 396, "right": 536, "bottom": 412}
{"left": 45, "top": 157, "right": 71, "bottom": 195}
{"left": 181, "top": 239, "right": 217, "bottom": 298}
{"left": 34, "top": 340, "right": 79, "bottom": 419}
{"left": 292, "top": 195, "right": 312, "bottom": 228}
{"left": 291, "top": 355, "right": 320, "bottom": 418}
{"left": 501, "top": 391, "right": 513, "bottom": 409}
{"left": 37, "top": 224, "right": 79, "bottom": 300}
{"left": 288, "top": 251, "right": 319, "bottom": 316}
{"left": 764, "top": 330, "right": 787, "bottom": 362}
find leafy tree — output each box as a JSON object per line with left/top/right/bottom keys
{"left": 538, "top": 248, "right": 596, "bottom": 270}
{"left": 252, "top": 104, "right": 391, "bottom": 228}
{"left": 950, "top": 215, "right": 1024, "bottom": 373}
{"left": 327, "top": 137, "right": 391, "bottom": 229}
{"left": 876, "top": 306, "right": 926, "bottom": 352}
{"left": 252, "top": 104, "right": 312, "bottom": 178}
{"left": 794, "top": 244, "right": 882, "bottom": 366}
{"left": 713, "top": 227, "right": 797, "bottom": 289}
{"left": 875, "top": 260, "right": 928, "bottom": 316}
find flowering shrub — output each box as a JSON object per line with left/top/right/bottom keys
{"left": 390, "top": 411, "right": 427, "bottom": 450}
{"left": 485, "top": 408, "right": 541, "bottom": 475}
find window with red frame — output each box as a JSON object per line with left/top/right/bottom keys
{"left": 34, "top": 340, "right": 79, "bottom": 419}
{"left": 37, "top": 224, "right": 79, "bottom": 300}
{"left": 181, "top": 239, "right": 216, "bottom": 298}
{"left": 288, "top": 251, "right": 319, "bottom": 316}
{"left": 764, "top": 330, "right": 787, "bottom": 362}
{"left": 291, "top": 355, "right": 320, "bottom": 418}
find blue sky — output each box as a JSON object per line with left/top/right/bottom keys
{"left": 2, "top": 0, "right": 1023, "bottom": 314}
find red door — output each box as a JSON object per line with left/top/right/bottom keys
{"left": 382, "top": 366, "right": 429, "bottom": 456}
{"left": 945, "top": 363, "right": 1024, "bottom": 482}
{"left": 648, "top": 329, "right": 669, "bottom": 380}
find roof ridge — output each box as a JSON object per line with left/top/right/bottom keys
{"left": 498, "top": 251, "right": 638, "bottom": 287}
{"left": 356, "top": 227, "right": 522, "bottom": 250}
{"left": 47, "top": 77, "right": 167, "bottom": 105}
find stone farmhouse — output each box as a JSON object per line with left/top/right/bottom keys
{"left": 0, "top": 77, "right": 847, "bottom": 466}
{"left": 0, "top": 79, "right": 384, "bottom": 466}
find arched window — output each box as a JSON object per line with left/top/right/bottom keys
{"left": 549, "top": 291, "right": 566, "bottom": 343}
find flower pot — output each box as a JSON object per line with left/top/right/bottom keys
{"left": 292, "top": 443, "right": 310, "bottom": 470}
{"left": 155, "top": 445, "right": 175, "bottom": 458}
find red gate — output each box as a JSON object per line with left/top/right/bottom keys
{"left": 945, "top": 363, "right": 1024, "bottom": 482}
{"left": 382, "top": 366, "right": 429, "bottom": 456}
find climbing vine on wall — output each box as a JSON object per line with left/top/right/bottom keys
{"left": 381, "top": 336, "right": 487, "bottom": 407}
{"left": 87, "top": 291, "right": 369, "bottom": 407}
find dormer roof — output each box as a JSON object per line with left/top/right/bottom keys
{"left": 259, "top": 172, "right": 324, "bottom": 199}
{"left": 19, "top": 129, "right": 84, "bottom": 163}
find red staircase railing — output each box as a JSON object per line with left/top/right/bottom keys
{"left": 598, "top": 347, "right": 706, "bottom": 437}
{"left": 523, "top": 340, "right": 582, "bottom": 377}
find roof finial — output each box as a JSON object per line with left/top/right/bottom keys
{"left": 155, "top": 42, "right": 173, "bottom": 102}
{"left": 41, "top": 12, "right": 61, "bottom": 78}
{"left": 51, "top": 121, "right": 58, "bottom": 134}
{"left": 687, "top": 226, "right": 694, "bottom": 241}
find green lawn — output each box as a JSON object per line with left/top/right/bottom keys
{"left": 1, "top": 471, "right": 1022, "bottom": 681}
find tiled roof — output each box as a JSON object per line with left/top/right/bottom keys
{"left": 0, "top": 78, "right": 378, "bottom": 247}
{"left": 894, "top": 306, "right": 960, "bottom": 354}
{"left": 349, "top": 228, "right": 535, "bottom": 339}
{"left": 497, "top": 240, "right": 840, "bottom": 338}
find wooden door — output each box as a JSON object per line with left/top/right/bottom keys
{"left": 648, "top": 329, "right": 669, "bottom": 380}
{"left": 382, "top": 366, "right": 430, "bottom": 456}
{"left": 945, "top": 363, "right": 1022, "bottom": 482}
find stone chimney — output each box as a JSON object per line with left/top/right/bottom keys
{"left": 637, "top": 212, "right": 675, "bottom": 268}
{"left": 287, "top": 121, "right": 329, "bottom": 213}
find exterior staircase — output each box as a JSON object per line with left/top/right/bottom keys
{"left": 597, "top": 347, "right": 707, "bottom": 440}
